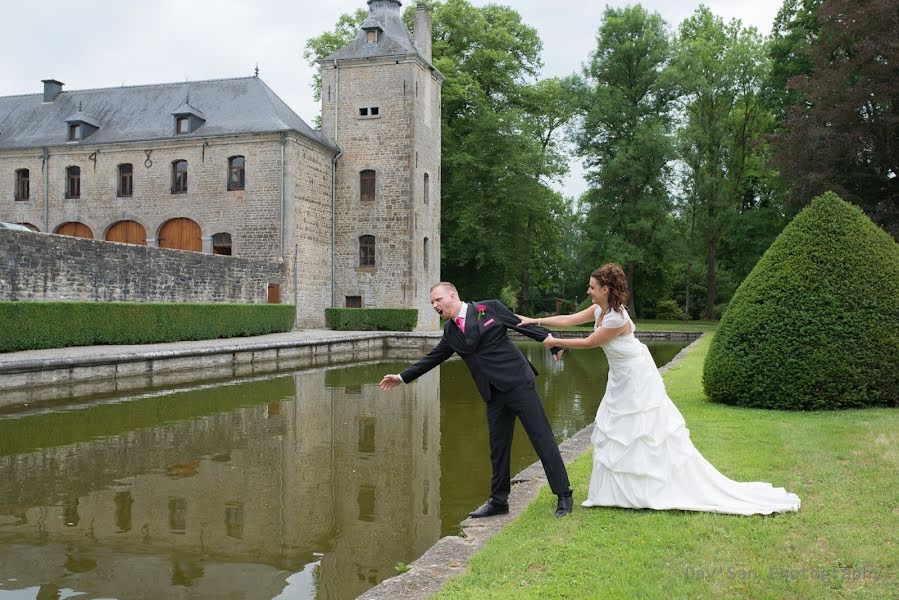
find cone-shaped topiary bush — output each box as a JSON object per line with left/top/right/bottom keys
{"left": 703, "top": 192, "right": 898, "bottom": 409}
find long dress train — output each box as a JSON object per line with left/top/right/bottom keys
{"left": 582, "top": 307, "right": 800, "bottom": 515}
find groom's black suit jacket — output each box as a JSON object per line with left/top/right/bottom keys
{"left": 400, "top": 300, "right": 558, "bottom": 402}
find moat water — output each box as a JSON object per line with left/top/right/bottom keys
{"left": 0, "top": 341, "right": 686, "bottom": 600}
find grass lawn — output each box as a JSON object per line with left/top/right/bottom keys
{"left": 548, "top": 319, "right": 718, "bottom": 333}
{"left": 434, "top": 334, "right": 897, "bottom": 599}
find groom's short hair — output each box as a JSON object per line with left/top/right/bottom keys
{"left": 430, "top": 281, "right": 457, "bottom": 295}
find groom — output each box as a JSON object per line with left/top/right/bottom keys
{"left": 379, "top": 282, "right": 573, "bottom": 518}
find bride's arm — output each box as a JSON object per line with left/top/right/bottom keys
{"left": 518, "top": 304, "right": 597, "bottom": 328}
{"left": 542, "top": 323, "right": 629, "bottom": 350}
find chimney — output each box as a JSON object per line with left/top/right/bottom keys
{"left": 413, "top": 3, "right": 432, "bottom": 63}
{"left": 42, "top": 79, "right": 64, "bottom": 103}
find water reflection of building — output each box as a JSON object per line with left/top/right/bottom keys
{"left": 0, "top": 366, "right": 440, "bottom": 600}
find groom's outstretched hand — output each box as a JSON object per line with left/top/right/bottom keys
{"left": 379, "top": 374, "right": 403, "bottom": 391}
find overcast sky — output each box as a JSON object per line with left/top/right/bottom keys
{"left": 2, "top": 0, "right": 784, "bottom": 200}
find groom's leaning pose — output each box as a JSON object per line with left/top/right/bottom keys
{"left": 379, "top": 282, "right": 573, "bottom": 518}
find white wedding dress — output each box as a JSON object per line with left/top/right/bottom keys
{"left": 582, "top": 307, "right": 800, "bottom": 515}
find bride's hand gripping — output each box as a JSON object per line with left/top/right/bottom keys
{"left": 517, "top": 314, "right": 537, "bottom": 326}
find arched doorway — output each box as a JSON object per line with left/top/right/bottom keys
{"left": 158, "top": 218, "right": 201, "bottom": 252}
{"left": 55, "top": 222, "right": 93, "bottom": 239}
{"left": 106, "top": 220, "right": 147, "bottom": 245}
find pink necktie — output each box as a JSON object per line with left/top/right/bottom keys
{"left": 455, "top": 317, "right": 464, "bottom": 331}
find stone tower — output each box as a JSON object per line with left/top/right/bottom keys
{"left": 320, "top": 0, "right": 442, "bottom": 331}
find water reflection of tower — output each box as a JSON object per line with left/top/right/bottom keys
{"left": 307, "top": 365, "right": 441, "bottom": 597}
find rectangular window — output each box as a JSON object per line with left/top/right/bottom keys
{"left": 176, "top": 116, "right": 190, "bottom": 134}
{"left": 15, "top": 169, "right": 29, "bottom": 201}
{"left": 228, "top": 156, "right": 245, "bottom": 191}
{"left": 172, "top": 161, "right": 188, "bottom": 194}
{"left": 118, "top": 164, "right": 133, "bottom": 197}
{"left": 366, "top": 30, "right": 378, "bottom": 43}
{"left": 359, "top": 107, "right": 368, "bottom": 116}
{"left": 360, "top": 170, "right": 375, "bottom": 202}
{"left": 370, "top": 106, "right": 379, "bottom": 116}
{"left": 68, "top": 123, "right": 81, "bottom": 141}
{"left": 345, "top": 295, "right": 362, "bottom": 308}
{"left": 65, "top": 167, "right": 80, "bottom": 199}
{"left": 359, "top": 235, "right": 375, "bottom": 267}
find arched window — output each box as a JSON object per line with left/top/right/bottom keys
{"left": 423, "top": 237, "right": 429, "bottom": 269}
{"left": 15, "top": 169, "right": 29, "bottom": 201}
{"left": 171, "top": 160, "right": 188, "bottom": 194}
{"left": 423, "top": 173, "right": 429, "bottom": 204}
{"left": 360, "top": 170, "right": 375, "bottom": 202}
{"left": 118, "top": 164, "right": 133, "bottom": 197}
{"left": 359, "top": 235, "right": 375, "bottom": 267}
{"left": 65, "top": 166, "right": 80, "bottom": 199}
{"left": 212, "top": 232, "right": 232, "bottom": 255}
{"left": 227, "top": 156, "right": 245, "bottom": 191}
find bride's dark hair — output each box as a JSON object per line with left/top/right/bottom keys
{"left": 591, "top": 264, "right": 630, "bottom": 312}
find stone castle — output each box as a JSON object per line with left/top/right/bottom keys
{"left": 0, "top": 0, "right": 441, "bottom": 330}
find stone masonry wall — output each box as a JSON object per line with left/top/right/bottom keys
{"left": 0, "top": 133, "right": 306, "bottom": 259}
{"left": 0, "top": 228, "right": 284, "bottom": 303}
{"left": 284, "top": 134, "right": 334, "bottom": 327}
{"left": 322, "top": 58, "right": 442, "bottom": 330}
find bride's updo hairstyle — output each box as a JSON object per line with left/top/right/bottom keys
{"left": 591, "top": 263, "right": 630, "bottom": 312}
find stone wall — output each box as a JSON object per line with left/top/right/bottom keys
{"left": 321, "top": 58, "right": 442, "bottom": 330}
{"left": 0, "top": 132, "right": 322, "bottom": 259}
{"left": 0, "top": 228, "right": 284, "bottom": 303}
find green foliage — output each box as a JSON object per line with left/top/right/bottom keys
{"left": 325, "top": 308, "right": 417, "bottom": 331}
{"left": 654, "top": 299, "right": 684, "bottom": 321}
{"left": 674, "top": 6, "right": 775, "bottom": 320}
{"left": 703, "top": 192, "right": 899, "bottom": 409}
{"left": 576, "top": 5, "right": 678, "bottom": 317}
{"left": 0, "top": 302, "right": 295, "bottom": 353}
{"left": 772, "top": 0, "right": 899, "bottom": 238}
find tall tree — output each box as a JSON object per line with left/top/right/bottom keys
{"left": 576, "top": 4, "right": 678, "bottom": 317}
{"left": 514, "top": 76, "right": 581, "bottom": 312}
{"left": 773, "top": 0, "right": 899, "bottom": 238}
{"left": 674, "top": 7, "right": 770, "bottom": 319}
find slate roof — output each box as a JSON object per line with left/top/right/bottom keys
{"left": 0, "top": 76, "right": 334, "bottom": 151}
{"left": 324, "top": 0, "right": 423, "bottom": 63}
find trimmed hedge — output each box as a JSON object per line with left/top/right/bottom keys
{"left": 703, "top": 192, "right": 899, "bottom": 409}
{"left": 325, "top": 308, "right": 417, "bottom": 331}
{"left": 0, "top": 301, "right": 295, "bottom": 353}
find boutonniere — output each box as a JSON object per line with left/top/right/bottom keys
{"left": 477, "top": 304, "right": 487, "bottom": 319}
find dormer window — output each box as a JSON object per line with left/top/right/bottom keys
{"left": 362, "top": 20, "right": 383, "bottom": 45}
{"left": 171, "top": 98, "right": 205, "bottom": 136}
{"left": 64, "top": 105, "right": 99, "bottom": 142}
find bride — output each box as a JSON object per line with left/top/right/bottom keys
{"left": 518, "top": 264, "right": 800, "bottom": 515}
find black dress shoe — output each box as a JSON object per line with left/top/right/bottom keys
{"left": 468, "top": 500, "right": 509, "bottom": 518}
{"left": 555, "top": 495, "right": 573, "bottom": 518}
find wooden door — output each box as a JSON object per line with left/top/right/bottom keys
{"left": 158, "top": 218, "right": 202, "bottom": 252}
{"left": 55, "top": 222, "right": 93, "bottom": 239}
{"left": 106, "top": 220, "right": 147, "bottom": 245}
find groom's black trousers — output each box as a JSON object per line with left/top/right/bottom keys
{"left": 486, "top": 380, "right": 571, "bottom": 504}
